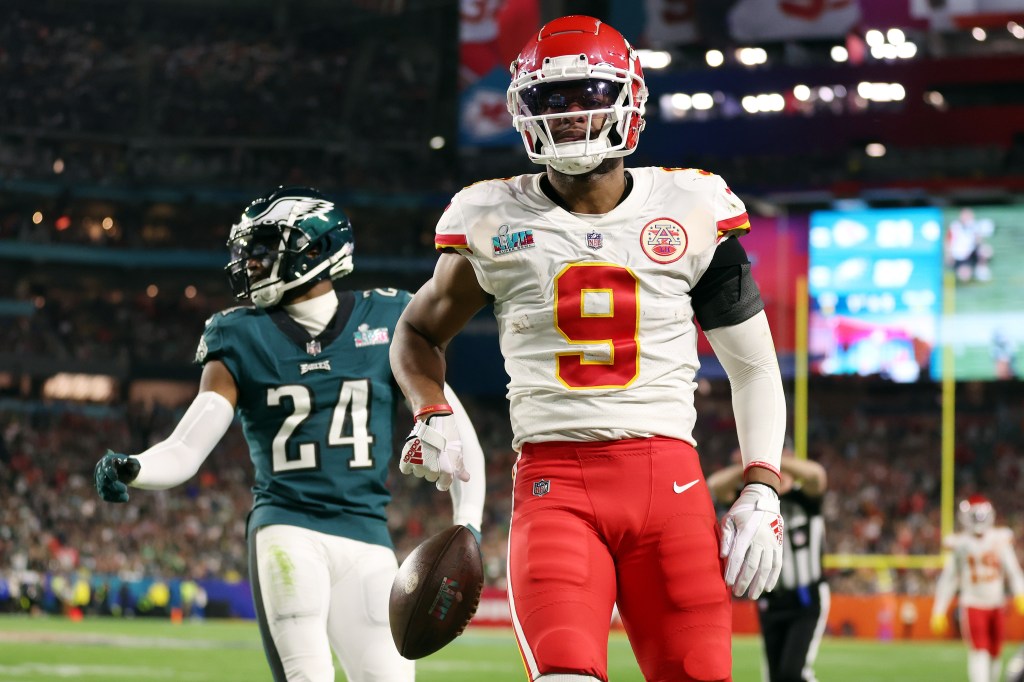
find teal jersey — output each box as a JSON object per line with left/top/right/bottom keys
{"left": 195, "top": 288, "right": 413, "bottom": 549}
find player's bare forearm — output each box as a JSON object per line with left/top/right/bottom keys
{"left": 743, "top": 465, "right": 782, "bottom": 493}
{"left": 781, "top": 457, "right": 827, "bottom": 495}
{"left": 391, "top": 253, "right": 489, "bottom": 412}
{"left": 706, "top": 464, "right": 744, "bottom": 502}
{"left": 392, "top": 314, "right": 449, "bottom": 409}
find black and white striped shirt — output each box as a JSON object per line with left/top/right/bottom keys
{"left": 767, "top": 486, "right": 826, "bottom": 608}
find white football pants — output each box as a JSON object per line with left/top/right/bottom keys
{"left": 250, "top": 524, "right": 415, "bottom": 682}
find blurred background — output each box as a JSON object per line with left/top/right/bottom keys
{"left": 1, "top": 0, "right": 1023, "bottom": 645}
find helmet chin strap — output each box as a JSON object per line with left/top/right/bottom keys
{"left": 543, "top": 140, "right": 609, "bottom": 175}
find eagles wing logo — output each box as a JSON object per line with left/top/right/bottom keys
{"left": 248, "top": 197, "right": 335, "bottom": 228}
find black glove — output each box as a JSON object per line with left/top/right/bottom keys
{"left": 94, "top": 450, "right": 141, "bottom": 503}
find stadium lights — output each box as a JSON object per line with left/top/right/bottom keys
{"left": 865, "top": 142, "right": 887, "bottom": 157}
{"left": 736, "top": 47, "right": 767, "bottom": 66}
{"left": 637, "top": 49, "right": 671, "bottom": 69}
{"left": 146, "top": 284, "right": 159, "bottom": 298}
{"left": 793, "top": 85, "right": 811, "bottom": 101}
{"left": 705, "top": 49, "right": 724, "bottom": 67}
{"left": 42, "top": 373, "right": 116, "bottom": 403}
{"left": 741, "top": 93, "right": 785, "bottom": 114}
{"left": 865, "top": 28, "right": 917, "bottom": 60}
{"left": 972, "top": 27, "right": 987, "bottom": 41}
{"left": 32, "top": 211, "right": 43, "bottom": 224}
{"left": 1009, "top": 21, "right": 1024, "bottom": 39}
{"left": 690, "top": 93, "right": 714, "bottom": 110}
{"left": 53, "top": 158, "right": 65, "bottom": 174}
{"left": 830, "top": 45, "right": 849, "bottom": 62}
{"left": 925, "top": 90, "right": 948, "bottom": 110}
{"left": 102, "top": 217, "right": 114, "bottom": 230}
{"left": 897, "top": 42, "right": 918, "bottom": 58}
{"left": 857, "top": 82, "right": 906, "bottom": 102}
{"left": 659, "top": 93, "right": 692, "bottom": 120}
{"left": 670, "top": 93, "right": 692, "bottom": 110}
{"left": 429, "top": 136, "right": 445, "bottom": 150}
{"left": 184, "top": 285, "right": 197, "bottom": 299}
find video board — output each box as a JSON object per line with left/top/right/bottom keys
{"left": 939, "top": 205, "right": 1024, "bottom": 381}
{"left": 808, "top": 207, "right": 944, "bottom": 383}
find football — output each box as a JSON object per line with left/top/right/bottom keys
{"left": 389, "top": 525, "right": 484, "bottom": 660}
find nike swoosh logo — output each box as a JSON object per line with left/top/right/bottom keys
{"left": 673, "top": 479, "right": 700, "bottom": 494}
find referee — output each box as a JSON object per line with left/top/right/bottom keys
{"left": 708, "top": 446, "right": 830, "bottom": 682}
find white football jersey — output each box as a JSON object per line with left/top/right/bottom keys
{"left": 939, "top": 527, "right": 1024, "bottom": 610}
{"left": 435, "top": 167, "right": 751, "bottom": 451}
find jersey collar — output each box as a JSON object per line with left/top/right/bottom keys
{"left": 268, "top": 289, "right": 355, "bottom": 354}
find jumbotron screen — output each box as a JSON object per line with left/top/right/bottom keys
{"left": 808, "top": 207, "right": 944, "bottom": 383}
{"left": 809, "top": 205, "right": 1024, "bottom": 382}
{"left": 938, "top": 205, "right": 1024, "bottom": 381}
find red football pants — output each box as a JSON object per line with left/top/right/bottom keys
{"left": 962, "top": 606, "right": 1006, "bottom": 657}
{"left": 508, "top": 437, "right": 732, "bottom": 682}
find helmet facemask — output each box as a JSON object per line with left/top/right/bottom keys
{"left": 508, "top": 50, "right": 647, "bottom": 175}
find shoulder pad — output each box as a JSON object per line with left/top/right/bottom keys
{"left": 360, "top": 288, "right": 412, "bottom": 303}
{"left": 658, "top": 166, "right": 719, "bottom": 185}
{"left": 204, "top": 305, "right": 251, "bottom": 325}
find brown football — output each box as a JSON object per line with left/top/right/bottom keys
{"left": 389, "top": 525, "right": 484, "bottom": 660}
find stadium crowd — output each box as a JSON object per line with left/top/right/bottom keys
{"left": 1, "top": 375, "right": 1022, "bottom": 616}
{"left": 0, "top": 3, "right": 460, "bottom": 197}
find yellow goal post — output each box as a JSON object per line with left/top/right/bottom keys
{"left": 794, "top": 270, "right": 960, "bottom": 574}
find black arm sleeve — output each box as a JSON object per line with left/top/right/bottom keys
{"left": 690, "top": 236, "right": 765, "bottom": 331}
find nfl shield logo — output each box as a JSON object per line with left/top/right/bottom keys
{"left": 306, "top": 340, "right": 322, "bottom": 356}
{"left": 532, "top": 479, "right": 551, "bottom": 497}
{"left": 586, "top": 231, "right": 603, "bottom": 250}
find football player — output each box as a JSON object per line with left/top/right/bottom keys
{"left": 390, "top": 15, "right": 786, "bottom": 682}
{"left": 94, "top": 186, "right": 486, "bottom": 682}
{"left": 931, "top": 495, "right": 1024, "bottom": 682}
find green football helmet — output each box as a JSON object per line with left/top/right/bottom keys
{"left": 226, "top": 186, "right": 354, "bottom": 308}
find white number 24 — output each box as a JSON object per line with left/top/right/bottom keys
{"left": 266, "top": 380, "right": 375, "bottom": 472}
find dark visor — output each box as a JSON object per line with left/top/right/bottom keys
{"left": 521, "top": 79, "right": 619, "bottom": 115}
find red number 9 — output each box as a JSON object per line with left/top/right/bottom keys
{"left": 554, "top": 262, "right": 640, "bottom": 389}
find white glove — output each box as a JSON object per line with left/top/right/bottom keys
{"left": 720, "top": 483, "right": 784, "bottom": 599}
{"left": 399, "top": 414, "right": 470, "bottom": 492}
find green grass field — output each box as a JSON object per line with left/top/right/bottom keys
{"left": 0, "top": 614, "right": 1017, "bottom": 681}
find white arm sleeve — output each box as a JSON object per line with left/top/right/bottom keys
{"left": 932, "top": 551, "right": 959, "bottom": 617}
{"left": 443, "top": 383, "right": 486, "bottom": 531}
{"left": 704, "top": 310, "right": 786, "bottom": 474}
{"left": 131, "top": 391, "right": 236, "bottom": 489}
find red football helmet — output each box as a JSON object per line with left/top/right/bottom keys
{"left": 506, "top": 15, "right": 647, "bottom": 175}
{"left": 958, "top": 494, "right": 995, "bottom": 534}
